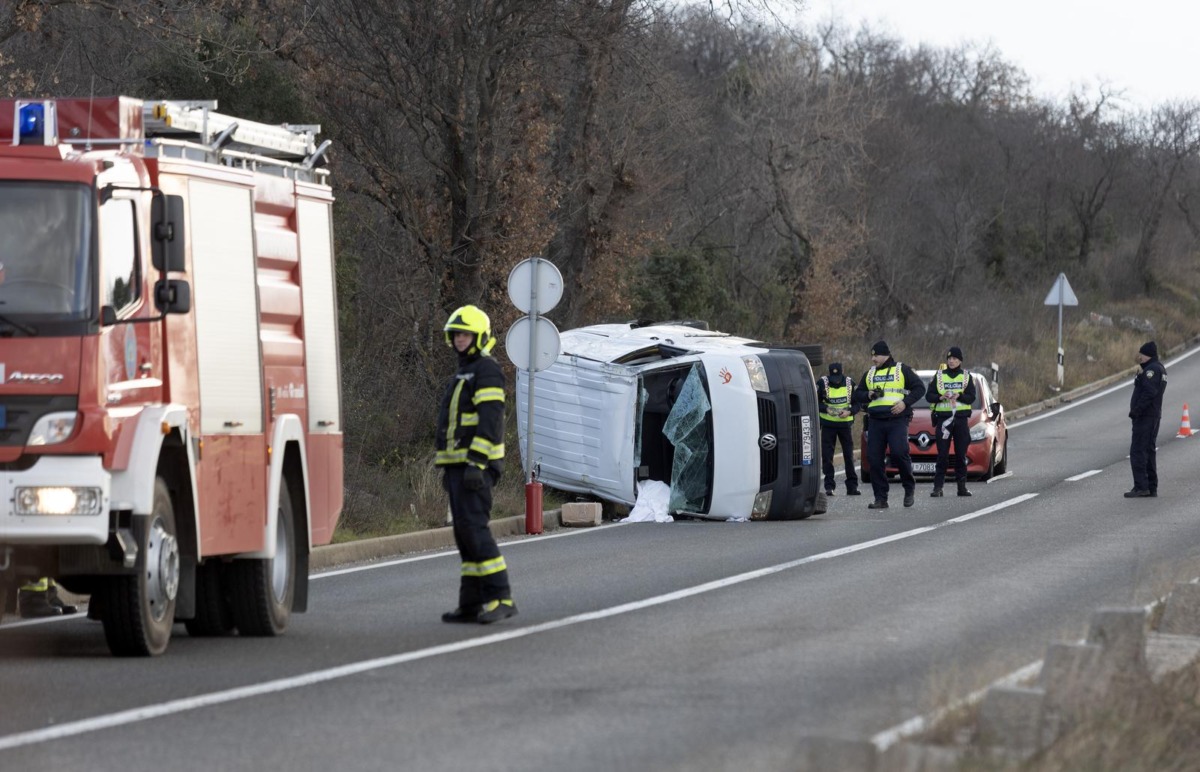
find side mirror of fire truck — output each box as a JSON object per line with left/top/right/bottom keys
{"left": 154, "top": 279, "right": 191, "bottom": 314}
{"left": 151, "top": 193, "right": 187, "bottom": 273}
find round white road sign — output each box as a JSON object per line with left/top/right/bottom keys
{"left": 505, "top": 316, "right": 561, "bottom": 372}
{"left": 507, "top": 258, "right": 563, "bottom": 315}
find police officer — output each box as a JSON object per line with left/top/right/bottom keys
{"left": 436, "top": 305, "right": 517, "bottom": 623}
{"left": 926, "top": 346, "right": 977, "bottom": 498}
{"left": 817, "top": 362, "right": 861, "bottom": 496}
{"left": 853, "top": 341, "right": 925, "bottom": 509}
{"left": 1127, "top": 340, "right": 1167, "bottom": 498}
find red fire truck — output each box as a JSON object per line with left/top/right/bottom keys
{"left": 0, "top": 97, "right": 343, "bottom": 656}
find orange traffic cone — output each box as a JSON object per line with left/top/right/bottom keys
{"left": 1178, "top": 403, "right": 1194, "bottom": 438}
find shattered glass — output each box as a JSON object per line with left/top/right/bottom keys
{"left": 663, "top": 365, "right": 711, "bottom": 512}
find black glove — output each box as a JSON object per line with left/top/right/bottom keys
{"left": 463, "top": 465, "right": 485, "bottom": 491}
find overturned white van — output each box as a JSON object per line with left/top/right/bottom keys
{"left": 514, "top": 322, "right": 826, "bottom": 520}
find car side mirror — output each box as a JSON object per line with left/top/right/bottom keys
{"left": 990, "top": 402, "right": 1001, "bottom": 420}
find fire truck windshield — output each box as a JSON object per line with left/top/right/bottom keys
{"left": 0, "top": 181, "right": 92, "bottom": 324}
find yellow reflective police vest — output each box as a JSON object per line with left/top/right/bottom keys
{"left": 820, "top": 377, "right": 853, "bottom": 423}
{"left": 866, "top": 364, "right": 906, "bottom": 410}
{"left": 931, "top": 370, "right": 971, "bottom": 413}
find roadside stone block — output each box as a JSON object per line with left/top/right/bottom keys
{"left": 792, "top": 736, "right": 879, "bottom": 771}
{"left": 1039, "top": 642, "right": 1106, "bottom": 738}
{"left": 877, "top": 741, "right": 964, "bottom": 772}
{"left": 1145, "top": 632, "right": 1200, "bottom": 682}
{"left": 1159, "top": 583, "right": 1200, "bottom": 636}
{"left": 1087, "top": 607, "right": 1147, "bottom": 674}
{"left": 975, "top": 685, "right": 1045, "bottom": 757}
{"left": 560, "top": 501, "right": 602, "bottom": 527}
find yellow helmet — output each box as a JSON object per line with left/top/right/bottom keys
{"left": 443, "top": 304, "right": 494, "bottom": 354}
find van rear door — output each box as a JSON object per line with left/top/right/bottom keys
{"left": 515, "top": 358, "right": 638, "bottom": 504}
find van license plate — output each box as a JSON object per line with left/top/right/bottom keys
{"left": 0, "top": 405, "right": 6, "bottom": 429}
{"left": 910, "top": 462, "right": 936, "bottom": 474}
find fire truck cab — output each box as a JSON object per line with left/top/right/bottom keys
{"left": 0, "top": 97, "right": 343, "bottom": 655}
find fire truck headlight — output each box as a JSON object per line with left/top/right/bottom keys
{"left": 16, "top": 487, "right": 104, "bottom": 516}
{"left": 742, "top": 355, "right": 770, "bottom": 392}
{"left": 28, "top": 412, "right": 78, "bottom": 446}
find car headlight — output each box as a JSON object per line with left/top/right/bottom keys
{"left": 15, "top": 486, "right": 104, "bottom": 516}
{"left": 750, "top": 490, "right": 773, "bottom": 519}
{"left": 970, "top": 421, "right": 991, "bottom": 442}
{"left": 28, "top": 411, "right": 79, "bottom": 445}
{"left": 742, "top": 355, "right": 769, "bottom": 392}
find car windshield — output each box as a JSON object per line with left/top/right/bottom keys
{"left": 0, "top": 181, "right": 92, "bottom": 320}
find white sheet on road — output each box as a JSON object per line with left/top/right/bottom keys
{"left": 621, "top": 480, "right": 674, "bottom": 522}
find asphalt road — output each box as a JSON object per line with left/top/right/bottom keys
{"left": 3, "top": 347, "right": 1200, "bottom": 771}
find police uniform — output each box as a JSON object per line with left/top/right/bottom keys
{"left": 436, "top": 305, "right": 517, "bottom": 623}
{"left": 1126, "top": 340, "right": 1167, "bottom": 498}
{"left": 853, "top": 341, "right": 925, "bottom": 509}
{"left": 817, "top": 363, "right": 861, "bottom": 496}
{"left": 925, "top": 346, "right": 977, "bottom": 497}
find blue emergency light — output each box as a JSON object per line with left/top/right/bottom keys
{"left": 14, "top": 100, "right": 57, "bottom": 146}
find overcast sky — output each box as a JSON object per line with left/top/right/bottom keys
{"left": 806, "top": 1, "right": 1197, "bottom": 109}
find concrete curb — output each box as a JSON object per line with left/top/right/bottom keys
{"left": 311, "top": 509, "right": 565, "bottom": 571}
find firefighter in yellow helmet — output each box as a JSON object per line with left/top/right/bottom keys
{"left": 435, "top": 305, "right": 516, "bottom": 624}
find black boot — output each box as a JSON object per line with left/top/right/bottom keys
{"left": 46, "top": 585, "right": 78, "bottom": 615}
{"left": 477, "top": 599, "right": 518, "bottom": 624}
{"left": 930, "top": 488, "right": 943, "bottom": 497}
{"left": 18, "top": 590, "right": 62, "bottom": 619}
{"left": 441, "top": 606, "right": 481, "bottom": 623}
{"left": 957, "top": 481, "right": 972, "bottom": 497}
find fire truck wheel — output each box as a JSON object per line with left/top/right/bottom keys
{"left": 185, "top": 561, "right": 234, "bottom": 637}
{"left": 0, "top": 575, "right": 16, "bottom": 617}
{"left": 229, "top": 482, "right": 295, "bottom": 636}
{"left": 101, "top": 478, "right": 179, "bottom": 656}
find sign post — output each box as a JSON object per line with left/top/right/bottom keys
{"left": 505, "top": 258, "right": 563, "bottom": 534}
{"left": 1043, "top": 272, "right": 1079, "bottom": 388}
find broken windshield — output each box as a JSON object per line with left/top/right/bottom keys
{"left": 663, "top": 364, "right": 712, "bottom": 513}
{"left": 0, "top": 182, "right": 92, "bottom": 322}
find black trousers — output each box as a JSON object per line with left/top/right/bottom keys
{"left": 443, "top": 465, "right": 511, "bottom": 608}
{"left": 866, "top": 416, "right": 914, "bottom": 501}
{"left": 933, "top": 412, "right": 971, "bottom": 488}
{"left": 1130, "top": 415, "right": 1160, "bottom": 493}
{"left": 820, "top": 421, "right": 859, "bottom": 491}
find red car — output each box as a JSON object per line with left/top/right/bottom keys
{"left": 859, "top": 369, "right": 1008, "bottom": 481}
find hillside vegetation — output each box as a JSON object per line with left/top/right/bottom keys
{"left": 5, "top": 1, "right": 1199, "bottom": 536}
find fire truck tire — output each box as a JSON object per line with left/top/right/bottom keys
{"left": 0, "top": 575, "right": 16, "bottom": 617}
{"left": 100, "top": 478, "right": 179, "bottom": 656}
{"left": 229, "top": 482, "right": 295, "bottom": 636}
{"left": 185, "top": 561, "right": 234, "bottom": 637}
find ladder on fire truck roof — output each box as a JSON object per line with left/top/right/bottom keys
{"left": 142, "top": 100, "right": 331, "bottom": 176}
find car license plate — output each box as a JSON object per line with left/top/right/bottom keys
{"left": 911, "top": 462, "right": 936, "bottom": 474}
{"left": 0, "top": 405, "right": 6, "bottom": 429}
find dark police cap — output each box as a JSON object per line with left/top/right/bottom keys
{"left": 1139, "top": 341, "right": 1157, "bottom": 358}
{"left": 871, "top": 340, "right": 890, "bottom": 356}
{"left": 947, "top": 346, "right": 963, "bottom": 360}
{"left": 828, "top": 362, "right": 843, "bottom": 376}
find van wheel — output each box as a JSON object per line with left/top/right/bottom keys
{"left": 185, "top": 561, "right": 234, "bottom": 637}
{"left": 813, "top": 491, "right": 828, "bottom": 516}
{"left": 229, "top": 482, "right": 295, "bottom": 636}
{"left": 101, "top": 478, "right": 178, "bottom": 656}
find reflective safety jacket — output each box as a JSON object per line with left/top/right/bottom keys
{"left": 817, "top": 376, "right": 857, "bottom": 423}
{"left": 853, "top": 359, "right": 925, "bottom": 420}
{"left": 436, "top": 352, "right": 506, "bottom": 469}
{"left": 927, "top": 367, "right": 977, "bottom": 414}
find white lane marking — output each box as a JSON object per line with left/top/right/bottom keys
{"left": 0, "top": 494, "right": 1038, "bottom": 752}
{"left": 1065, "top": 470, "right": 1102, "bottom": 482}
{"left": 985, "top": 471, "right": 1013, "bottom": 483}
